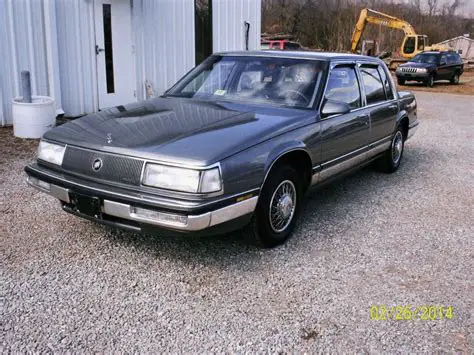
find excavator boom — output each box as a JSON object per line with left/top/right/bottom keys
{"left": 351, "top": 8, "right": 417, "bottom": 54}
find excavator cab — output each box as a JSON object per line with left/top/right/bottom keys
{"left": 402, "top": 35, "right": 427, "bottom": 55}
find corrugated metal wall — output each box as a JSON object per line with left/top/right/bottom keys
{"left": 212, "top": 0, "right": 261, "bottom": 53}
{"left": 133, "top": 0, "right": 196, "bottom": 100}
{"left": 1, "top": 0, "right": 262, "bottom": 124}
{"left": 55, "top": 0, "right": 97, "bottom": 117}
{"left": 0, "top": 0, "right": 62, "bottom": 126}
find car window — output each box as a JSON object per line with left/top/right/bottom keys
{"left": 169, "top": 55, "right": 326, "bottom": 108}
{"left": 411, "top": 53, "right": 439, "bottom": 64}
{"left": 440, "top": 55, "right": 448, "bottom": 65}
{"left": 360, "top": 66, "right": 386, "bottom": 105}
{"left": 377, "top": 66, "right": 394, "bottom": 100}
{"left": 447, "top": 54, "right": 460, "bottom": 65}
{"left": 182, "top": 61, "right": 236, "bottom": 94}
{"left": 324, "top": 66, "right": 361, "bottom": 110}
{"left": 284, "top": 42, "right": 301, "bottom": 50}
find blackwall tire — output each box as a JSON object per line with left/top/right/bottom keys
{"left": 378, "top": 127, "right": 405, "bottom": 174}
{"left": 242, "top": 165, "right": 302, "bottom": 248}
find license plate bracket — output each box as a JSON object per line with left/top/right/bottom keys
{"left": 70, "top": 193, "right": 102, "bottom": 218}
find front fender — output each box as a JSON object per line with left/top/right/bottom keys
{"left": 220, "top": 124, "right": 318, "bottom": 196}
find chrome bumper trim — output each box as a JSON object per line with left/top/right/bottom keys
{"left": 27, "top": 176, "right": 71, "bottom": 203}
{"left": 102, "top": 196, "right": 258, "bottom": 231}
{"left": 408, "top": 121, "right": 419, "bottom": 139}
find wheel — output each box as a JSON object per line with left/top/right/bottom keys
{"left": 397, "top": 78, "right": 405, "bottom": 85}
{"left": 450, "top": 73, "right": 460, "bottom": 84}
{"left": 377, "top": 127, "right": 405, "bottom": 173}
{"left": 425, "top": 75, "right": 434, "bottom": 88}
{"left": 242, "top": 165, "right": 302, "bottom": 248}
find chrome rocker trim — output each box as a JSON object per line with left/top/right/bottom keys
{"left": 27, "top": 176, "right": 258, "bottom": 232}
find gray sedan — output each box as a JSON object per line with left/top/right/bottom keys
{"left": 25, "top": 51, "right": 418, "bottom": 247}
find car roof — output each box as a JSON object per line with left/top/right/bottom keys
{"left": 216, "top": 50, "right": 385, "bottom": 64}
{"left": 421, "top": 51, "right": 458, "bottom": 55}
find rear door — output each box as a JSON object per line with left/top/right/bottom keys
{"left": 438, "top": 54, "right": 451, "bottom": 80}
{"left": 319, "top": 64, "right": 371, "bottom": 179}
{"left": 358, "top": 63, "right": 397, "bottom": 145}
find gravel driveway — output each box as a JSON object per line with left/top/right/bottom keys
{"left": 1, "top": 91, "right": 473, "bottom": 353}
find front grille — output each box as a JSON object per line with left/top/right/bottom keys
{"left": 62, "top": 146, "right": 144, "bottom": 186}
{"left": 401, "top": 67, "right": 417, "bottom": 73}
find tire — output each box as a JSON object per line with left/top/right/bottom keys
{"left": 242, "top": 165, "right": 302, "bottom": 248}
{"left": 425, "top": 75, "right": 434, "bottom": 88}
{"left": 450, "top": 73, "right": 460, "bottom": 84}
{"left": 377, "top": 127, "right": 405, "bottom": 173}
{"left": 397, "top": 78, "right": 405, "bottom": 85}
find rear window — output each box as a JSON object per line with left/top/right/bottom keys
{"left": 360, "top": 66, "right": 386, "bottom": 105}
{"left": 447, "top": 53, "right": 461, "bottom": 64}
{"left": 284, "top": 42, "right": 301, "bottom": 50}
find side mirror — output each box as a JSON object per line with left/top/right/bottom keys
{"left": 440, "top": 60, "right": 447, "bottom": 66}
{"left": 321, "top": 100, "right": 351, "bottom": 118}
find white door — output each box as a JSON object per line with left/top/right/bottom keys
{"left": 94, "top": 0, "right": 135, "bottom": 109}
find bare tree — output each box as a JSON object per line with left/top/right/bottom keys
{"left": 427, "top": 0, "right": 438, "bottom": 16}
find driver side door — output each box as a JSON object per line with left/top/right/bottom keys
{"left": 319, "top": 64, "right": 371, "bottom": 181}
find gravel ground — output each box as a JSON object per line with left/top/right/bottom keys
{"left": 1, "top": 91, "right": 473, "bottom": 353}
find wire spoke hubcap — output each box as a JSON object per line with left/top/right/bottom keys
{"left": 392, "top": 131, "right": 403, "bottom": 165}
{"left": 269, "top": 180, "right": 296, "bottom": 233}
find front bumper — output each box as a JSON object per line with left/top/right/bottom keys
{"left": 407, "top": 120, "right": 420, "bottom": 140}
{"left": 25, "top": 164, "right": 258, "bottom": 234}
{"left": 396, "top": 70, "right": 430, "bottom": 81}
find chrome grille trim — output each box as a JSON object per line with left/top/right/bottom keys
{"left": 62, "top": 146, "right": 144, "bottom": 186}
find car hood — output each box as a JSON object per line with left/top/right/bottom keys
{"left": 400, "top": 62, "right": 436, "bottom": 69}
{"left": 44, "top": 97, "right": 315, "bottom": 166}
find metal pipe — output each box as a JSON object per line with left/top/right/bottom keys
{"left": 21, "top": 71, "right": 32, "bottom": 103}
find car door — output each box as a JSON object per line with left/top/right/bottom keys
{"left": 319, "top": 64, "right": 371, "bottom": 180}
{"left": 438, "top": 54, "right": 450, "bottom": 80}
{"left": 358, "top": 64, "right": 397, "bottom": 148}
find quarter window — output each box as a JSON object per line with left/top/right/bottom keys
{"left": 324, "top": 66, "right": 361, "bottom": 109}
{"left": 360, "top": 66, "right": 386, "bottom": 105}
{"left": 377, "top": 66, "right": 394, "bottom": 100}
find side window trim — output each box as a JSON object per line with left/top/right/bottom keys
{"left": 357, "top": 63, "right": 389, "bottom": 106}
{"left": 377, "top": 65, "right": 395, "bottom": 101}
{"left": 319, "top": 62, "right": 362, "bottom": 118}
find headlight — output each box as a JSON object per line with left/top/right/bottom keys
{"left": 37, "top": 141, "right": 66, "bottom": 166}
{"left": 142, "top": 164, "right": 222, "bottom": 193}
{"left": 417, "top": 68, "right": 427, "bottom": 73}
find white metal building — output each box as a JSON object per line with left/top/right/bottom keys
{"left": 0, "top": 0, "right": 261, "bottom": 126}
{"left": 435, "top": 35, "right": 474, "bottom": 60}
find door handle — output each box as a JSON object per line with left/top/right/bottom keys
{"left": 95, "top": 45, "right": 105, "bottom": 55}
{"left": 356, "top": 114, "right": 369, "bottom": 125}
{"left": 388, "top": 104, "right": 398, "bottom": 110}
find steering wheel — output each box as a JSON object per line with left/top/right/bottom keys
{"left": 280, "top": 89, "right": 310, "bottom": 104}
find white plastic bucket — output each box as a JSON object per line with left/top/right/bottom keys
{"left": 12, "top": 96, "right": 56, "bottom": 138}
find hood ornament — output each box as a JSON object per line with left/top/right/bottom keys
{"left": 106, "top": 133, "right": 113, "bottom": 144}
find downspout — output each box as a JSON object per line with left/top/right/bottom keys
{"left": 244, "top": 21, "right": 250, "bottom": 50}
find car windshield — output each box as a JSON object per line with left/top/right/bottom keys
{"left": 166, "top": 55, "right": 327, "bottom": 108}
{"left": 410, "top": 53, "right": 439, "bottom": 64}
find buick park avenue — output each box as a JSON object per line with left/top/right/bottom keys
{"left": 26, "top": 51, "right": 419, "bottom": 248}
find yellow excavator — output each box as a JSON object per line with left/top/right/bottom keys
{"left": 351, "top": 8, "right": 447, "bottom": 68}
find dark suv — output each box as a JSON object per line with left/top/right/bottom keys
{"left": 395, "top": 51, "right": 464, "bottom": 87}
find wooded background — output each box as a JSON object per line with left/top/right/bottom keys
{"left": 261, "top": 0, "right": 474, "bottom": 54}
